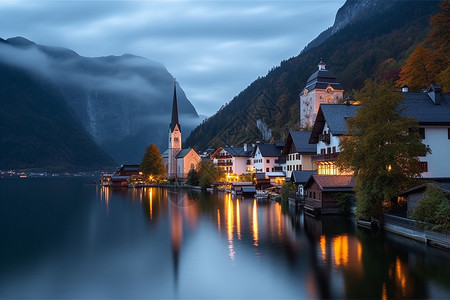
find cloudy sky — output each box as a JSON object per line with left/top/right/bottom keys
{"left": 0, "top": 0, "right": 345, "bottom": 116}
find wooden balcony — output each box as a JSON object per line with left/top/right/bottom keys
{"left": 311, "top": 152, "right": 339, "bottom": 162}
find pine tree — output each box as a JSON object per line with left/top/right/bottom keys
{"left": 140, "top": 144, "right": 165, "bottom": 181}
{"left": 337, "top": 80, "right": 429, "bottom": 220}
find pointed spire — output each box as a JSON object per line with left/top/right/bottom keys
{"left": 170, "top": 79, "right": 180, "bottom": 132}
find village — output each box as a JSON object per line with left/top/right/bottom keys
{"left": 100, "top": 60, "right": 450, "bottom": 249}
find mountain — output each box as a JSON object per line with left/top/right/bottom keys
{"left": 0, "top": 60, "right": 115, "bottom": 171}
{"left": 185, "top": 0, "right": 441, "bottom": 150}
{"left": 0, "top": 37, "right": 200, "bottom": 165}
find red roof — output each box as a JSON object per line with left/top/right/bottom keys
{"left": 306, "top": 175, "right": 355, "bottom": 192}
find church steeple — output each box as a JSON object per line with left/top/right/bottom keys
{"left": 170, "top": 80, "right": 180, "bottom": 132}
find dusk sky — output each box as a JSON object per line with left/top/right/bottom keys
{"left": 0, "top": 0, "right": 345, "bottom": 116}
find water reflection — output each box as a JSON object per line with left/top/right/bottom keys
{"left": 3, "top": 180, "right": 448, "bottom": 299}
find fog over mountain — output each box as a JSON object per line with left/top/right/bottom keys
{"left": 0, "top": 37, "right": 200, "bottom": 164}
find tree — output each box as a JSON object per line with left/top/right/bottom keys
{"left": 186, "top": 169, "right": 200, "bottom": 186}
{"left": 337, "top": 80, "right": 429, "bottom": 220}
{"left": 140, "top": 144, "right": 165, "bottom": 181}
{"left": 198, "top": 161, "right": 222, "bottom": 188}
{"left": 397, "top": 0, "right": 450, "bottom": 91}
{"left": 411, "top": 184, "right": 450, "bottom": 233}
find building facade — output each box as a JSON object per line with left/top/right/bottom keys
{"left": 300, "top": 61, "right": 344, "bottom": 129}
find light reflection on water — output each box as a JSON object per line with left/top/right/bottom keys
{"left": 1, "top": 178, "right": 450, "bottom": 299}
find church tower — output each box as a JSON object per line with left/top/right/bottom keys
{"left": 300, "top": 61, "right": 344, "bottom": 129}
{"left": 168, "top": 80, "right": 182, "bottom": 178}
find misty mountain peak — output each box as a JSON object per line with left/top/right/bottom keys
{"left": 332, "top": 0, "right": 386, "bottom": 34}
{"left": 6, "top": 36, "right": 36, "bottom": 48}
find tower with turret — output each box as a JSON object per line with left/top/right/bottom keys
{"left": 168, "top": 80, "right": 182, "bottom": 178}
{"left": 300, "top": 61, "right": 344, "bottom": 129}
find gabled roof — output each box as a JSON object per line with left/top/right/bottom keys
{"left": 399, "top": 92, "right": 450, "bottom": 125}
{"left": 281, "top": 131, "right": 316, "bottom": 156}
{"left": 291, "top": 170, "right": 317, "bottom": 184}
{"left": 310, "top": 104, "right": 360, "bottom": 144}
{"left": 176, "top": 148, "right": 198, "bottom": 159}
{"left": 211, "top": 146, "right": 254, "bottom": 158}
{"left": 162, "top": 149, "right": 169, "bottom": 158}
{"left": 399, "top": 182, "right": 450, "bottom": 196}
{"left": 253, "top": 143, "right": 283, "bottom": 158}
{"left": 305, "top": 175, "right": 355, "bottom": 192}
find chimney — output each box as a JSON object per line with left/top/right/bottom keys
{"left": 243, "top": 143, "right": 247, "bottom": 152}
{"left": 426, "top": 84, "right": 442, "bottom": 105}
{"left": 402, "top": 85, "right": 409, "bottom": 93}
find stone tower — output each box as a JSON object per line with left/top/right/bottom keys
{"left": 299, "top": 61, "right": 344, "bottom": 129}
{"left": 168, "top": 80, "right": 182, "bottom": 178}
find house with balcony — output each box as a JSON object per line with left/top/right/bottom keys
{"left": 280, "top": 131, "right": 317, "bottom": 178}
{"left": 252, "top": 143, "right": 284, "bottom": 173}
{"left": 309, "top": 104, "right": 360, "bottom": 175}
{"left": 210, "top": 144, "right": 254, "bottom": 176}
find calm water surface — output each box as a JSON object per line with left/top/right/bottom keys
{"left": 1, "top": 177, "right": 450, "bottom": 299}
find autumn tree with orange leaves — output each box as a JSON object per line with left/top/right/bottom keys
{"left": 397, "top": 0, "right": 450, "bottom": 91}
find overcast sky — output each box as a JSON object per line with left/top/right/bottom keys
{"left": 0, "top": 0, "right": 345, "bottom": 116}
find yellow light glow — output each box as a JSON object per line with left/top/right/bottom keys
{"left": 236, "top": 199, "right": 241, "bottom": 240}
{"left": 217, "top": 209, "right": 221, "bottom": 233}
{"left": 333, "top": 235, "right": 349, "bottom": 267}
{"left": 226, "top": 194, "right": 235, "bottom": 261}
{"left": 149, "top": 188, "right": 153, "bottom": 220}
{"left": 252, "top": 199, "right": 259, "bottom": 247}
{"left": 320, "top": 235, "right": 326, "bottom": 262}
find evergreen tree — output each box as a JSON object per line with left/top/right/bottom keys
{"left": 186, "top": 169, "right": 200, "bottom": 186}
{"left": 198, "top": 161, "right": 222, "bottom": 188}
{"left": 337, "top": 80, "right": 429, "bottom": 220}
{"left": 140, "top": 144, "right": 165, "bottom": 181}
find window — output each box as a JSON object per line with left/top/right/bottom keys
{"left": 174, "top": 137, "right": 179, "bottom": 142}
{"left": 327, "top": 147, "right": 331, "bottom": 154}
{"left": 419, "top": 128, "right": 425, "bottom": 139}
{"left": 420, "top": 162, "right": 428, "bottom": 172}
{"left": 266, "top": 159, "right": 270, "bottom": 163}
{"left": 321, "top": 148, "right": 326, "bottom": 155}
{"left": 266, "top": 168, "right": 269, "bottom": 172}
{"left": 296, "top": 154, "right": 300, "bottom": 160}
{"left": 190, "top": 163, "right": 195, "bottom": 170}
{"left": 332, "top": 146, "right": 336, "bottom": 153}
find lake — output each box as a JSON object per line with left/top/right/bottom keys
{"left": 1, "top": 177, "right": 450, "bottom": 299}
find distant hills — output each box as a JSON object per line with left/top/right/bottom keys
{"left": 185, "top": 0, "right": 441, "bottom": 150}
{"left": 0, "top": 37, "right": 200, "bottom": 170}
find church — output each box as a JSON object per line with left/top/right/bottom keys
{"left": 163, "top": 81, "right": 201, "bottom": 180}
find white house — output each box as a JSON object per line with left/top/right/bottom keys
{"left": 280, "top": 131, "right": 317, "bottom": 178}
{"left": 210, "top": 145, "right": 254, "bottom": 176}
{"left": 252, "top": 143, "right": 284, "bottom": 173}
{"left": 309, "top": 104, "right": 359, "bottom": 176}
{"left": 400, "top": 84, "right": 450, "bottom": 179}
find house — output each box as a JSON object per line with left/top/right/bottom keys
{"left": 399, "top": 85, "right": 450, "bottom": 179}
{"left": 398, "top": 182, "right": 450, "bottom": 217}
{"left": 304, "top": 174, "right": 355, "bottom": 216}
{"left": 252, "top": 143, "right": 284, "bottom": 173}
{"left": 290, "top": 170, "right": 317, "bottom": 197}
{"left": 280, "top": 131, "right": 317, "bottom": 178}
{"left": 117, "top": 164, "right": 141, "bottom": 176}
{"left": 210, "top": 144, "right": 254, "bottom": 176}
{"left": 309, "top": 104, "right": 360, "bottom": 175}
{"left": 176, "top": 148, "right": 201, "bottom": 179}
{"left": 300, "top": 61, "right": 344, "bottom": 129}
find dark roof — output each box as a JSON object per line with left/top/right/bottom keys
{"left": 305, "top": 175, "right": 355, "bottom": 192}
{"left": 303, "top": 64, "right": 343, "bottom": 92}
{"left": 399, "top": 92, "right": 450, "bottom": 125}
{"left": 291, "top": 170, "right": 317, "bottom": 184}
{"left": 176, "top": 148, "right": 197, "bottom": 159}
{"left": 119, "top": 164, "right": 140, "bottom": 171}
{"left": 399, "top": 182, "right": 450, "bottom": 196}
{"left": 310, "top": 104, "right": 360, "bottom": 143}
{"left": 281, "top": 131, "right": 316, "bottom": 156}
{"left": 242, "top": 186, "right": 256, "bottom": 193}
{"left": 162, "top": 149, "right": 169, "bottom": 158}
{"left": 170, "top": 81, "right": 180, "bottom": 132}
{"left": 253, "top": 143, "right": 283, "bottom": 157}
{"left": 222, "top": 146, "right": 255, "bottom": 157}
